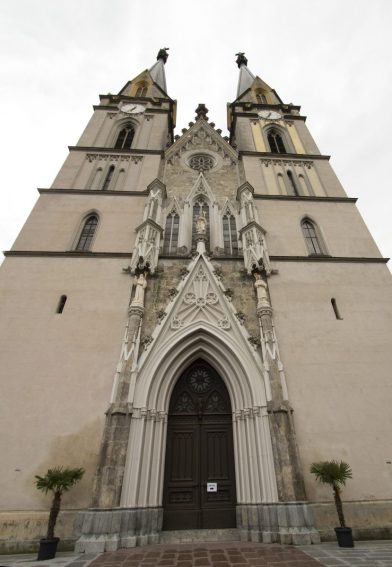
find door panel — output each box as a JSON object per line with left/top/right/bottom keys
{"left": 163, "top": 360, "right": 236, "bottom": 530}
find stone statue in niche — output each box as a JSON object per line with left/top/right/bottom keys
{"left": 132, "top": 273, "right": 148, "bottom": 307}
{"left": 254, "top": 272, "right": 270, "bottom": 309}
{"left": 195, "top": 210, "right": 207, "bottom": 235}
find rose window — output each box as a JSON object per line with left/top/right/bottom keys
{"left": 188, "top": 154, "right": 215, "bottom": 172}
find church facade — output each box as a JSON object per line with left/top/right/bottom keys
{"left": 1, "top": 50, "right": 392, "bottom": 552}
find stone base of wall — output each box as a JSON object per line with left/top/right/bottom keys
{"left": 237, "top": 503, "right": 320, "bottom": 545}
{"left": 74, "top": 507, "right": 162, "bottom": 553}
{"left": 310, "top": 500, "right": 392, "bottom": 541}
{"left": 0, "top": 511, "right": 78, "bottom": 554}
{"left": 2, "top": 500, "right": 392, "bottom": 553}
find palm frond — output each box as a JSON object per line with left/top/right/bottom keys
{"left": 35, "top": 467, "right": 85, "bottom": 495}
{"left": 310, "top": 460, "right": 352, "bottom": 488}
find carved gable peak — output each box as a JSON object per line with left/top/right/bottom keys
{"left": 222, "top": 198, "right": 238, "bottom": 216}
{"left": 164, "top": 196, "right": 182, "bottom": 215}
{"left": 186, "top": 172, "right": 215, "bottom": 204}
{"left": 166, "top": 119, "right": 237, "bottom": 162}
{"left": 147, "top": 178, "right": 166, "bottom": 199}
{"left": 237, "top": 181, "right": 255, "bottom": 202}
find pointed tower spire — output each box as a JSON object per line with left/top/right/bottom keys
{"left": 235, "top": 52, "right": 255, "bottom": 98}
{"left": 149, "top": 47, "right": 169, "bottom": 93}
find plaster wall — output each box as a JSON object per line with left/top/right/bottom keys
{"left": 0, "top": 256, "right": 131, "bottom": 510}
{"left": 242, "top": 157, "right": 346, "bottom": 198}
{"left": 268, "top": 261, "right": 392, "bottom": 501}
{"left": 255, "top": 199, "right": 382, "bottom": 258}
{"left": 234, "top": 117, "right": 255, "bottom": 151}
{"left": 76, "top": 103, "right": 170, "bottom": 150}
{"left": 291, "top": 120, "right": 321, "bottom": 155}
{"left": 11, "top": 194, "right": 145, "bottom": 253}
{"left": 51, "top": 153, "right": 161, "bottom": 191}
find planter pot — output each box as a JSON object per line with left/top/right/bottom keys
{"left": 37, "top": 537, "right": 60, "bottom": 560}
{"left": 335, "top": 527, "right": 354, "bottom": 547}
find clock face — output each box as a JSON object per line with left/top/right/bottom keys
{"left": 120, "top": 103, "right": 145, "bottom": 115}
{"left": 258, "top": 110, "right": 282, "bottom": 121}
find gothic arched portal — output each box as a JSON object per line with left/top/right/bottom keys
{"left": 162, "top": 359, "right": 236, "bottom": 529}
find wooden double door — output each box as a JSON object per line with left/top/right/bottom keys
{"left": 163, "top": 360, "right": 237, "bottom": 530}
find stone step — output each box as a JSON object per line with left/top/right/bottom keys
{"left": 159, "top": 528, "right": 241, "bottom": 544}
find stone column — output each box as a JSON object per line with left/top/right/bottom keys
{"left": 254, "top": 273, "right": 306, "bottom": 502}
{"left": 91, "top": 274, "right": 147, "bottom": 509}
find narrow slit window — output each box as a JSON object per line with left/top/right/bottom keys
{"left": 331, "top": 298, "right": 343, "bottom": 320}
{"left": 57, "top": 295, "right": 67, "bottom": 314}
{"left": 287, "top": 170, "right": 299, "bottom": 196}
{"left": 76, "top": 215, "right": 98, "bottom": 251}
{"left": 101, "top": 165, "right": 115, "bottom": 191}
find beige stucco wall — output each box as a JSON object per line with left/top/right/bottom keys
{"left": 255, "top": 199, "right": 382, "bottom": 258}
{"left": 76, "top": 104, "right": 171, "bottom": 150}
{"left": 269, "top": 260, "right": 392, "bottom": 501}
{"left": 11, "top": 193, "right": 145, "bottom": 253}
{"left": 0, "top": 256, "right": 131, "bottom": 510}
{"left": 243, "top": 156, "right": 347, "bottom": 198}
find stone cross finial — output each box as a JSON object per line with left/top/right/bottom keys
{"left": 195, "top": 103, "right": 209, "bottom": 121}
{"left": 235, "top": 52, "right": 248, "bottom": 68}
{"left": 157, "top": 47, "right": 169, "bottom": 64}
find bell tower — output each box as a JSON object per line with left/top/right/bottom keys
{"left": 1, "top": 49, "right": 392, "bottom": 554}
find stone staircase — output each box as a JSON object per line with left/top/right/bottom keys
{"left": 160, "top": 528, "right": 241, "bottom": 544}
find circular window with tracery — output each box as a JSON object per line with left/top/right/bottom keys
{"left": 188, "top": 154, "right": 215, "bottom": 172}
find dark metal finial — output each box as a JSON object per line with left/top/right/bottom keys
{"left": 235, "top": 52, "right": 248, "bottom": 68}
{"left": 157, "top": 47, "right": 169, "bottom": 64}
{"left": 195, "top": 103, "right": 209, "bottom": 121}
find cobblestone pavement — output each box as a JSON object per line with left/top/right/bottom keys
{"left": 300, "top": 540, "right": 392, "bottom": 566}
{"left": 2, "top": 541, "right": 392, "bottom": 567}
{"left": 89, "top": 543, "right": 322, "bottom": 566}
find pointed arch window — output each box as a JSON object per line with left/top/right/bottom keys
{"left": 301, "top": 218, "right": 324, "bottom": 255}
{"left": 76, "top": 215, "right": 98, "bottom": 251}
{"left": 101, "top": 165, "right": 115, "bottom": 191}
{"left": 222, "top": 212, "right": 238, "bottom": 255}
{"left": 256, "top": 93, "right": 267, "bottom": 104}
{"left": 267, "top": 130, "right": 286, "bottom": 153}
{"left": 115, "top": 125, "right": 135, "bottom": 150}
{"left": 192, "top": 197, "right": 210, "bottom": 250}
{"left": 136, "top": 85, "right": 148, "bottom": 97}
{"left": 163, "top": 210, "right": 180, "bottom": 255}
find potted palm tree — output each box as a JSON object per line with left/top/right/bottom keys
{"left": 35, "top": 466, "right": 84, "bottom": 560}
{"left": 310, "top": 460, "right": 353, "bottom": 547}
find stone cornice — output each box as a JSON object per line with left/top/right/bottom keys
{"left": 68, "top": 146, "right": 164, "bottom": 156}
{"left": 3, "top": 251, "right": 388, "bottom": 265}
{"left": 239, "top": 151, "right": 330, "bottom": 160}
{"left": 4, "top": 251, "right": 132, "bottom": 259}
{"left": 254, "top": 194, "right": 357, "bottom": 203}
{"left": 38, "top": 188, "right": 148, "bottom": 196}
{"left": 93, "top": 105, "right": 170, "bottom": 114}
{"left": 235, "top": 112, "right": 306, "bottom": 122}
{"left": 270, "top": 255, "right": 389, "bottom": 264}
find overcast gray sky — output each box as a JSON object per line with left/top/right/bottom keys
{"left": 1, "top": 0, "right": 391, "bottom": 266}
